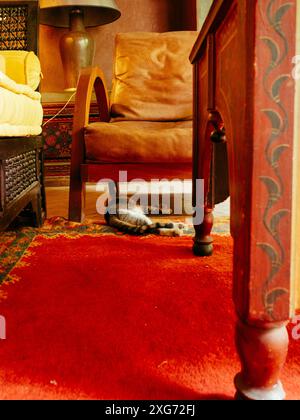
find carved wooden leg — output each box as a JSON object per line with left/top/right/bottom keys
{"left": 193, "top": 206, "right": 214, "bottom": 256}
{"left": 234, "top": 320, "right": 289, "bottom": 400}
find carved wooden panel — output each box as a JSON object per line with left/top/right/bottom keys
{"left": 250, "top": 0, "right": 296, "bottom": 322}
{"left": 0, "top": 5, "right": 28, "bottom": 50}
{"left": 292, "top": 4, "right": 300, "bottom": 312}
{"left": 0, "top": 2, "right": 38, "bottom": 53}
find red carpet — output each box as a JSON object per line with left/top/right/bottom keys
{"left": 0, "top": 223, "right": 299, "bottom": 400}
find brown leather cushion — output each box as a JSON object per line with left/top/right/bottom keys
{"left": 110, "top": 31, "right": 198, "bottom": 122}
{"left": 85, "top": 120, "right": 192, "bottom": 163}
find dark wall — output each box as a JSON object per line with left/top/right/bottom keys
{"left": 169, "top": 0, "right": 197, "bottom": 31}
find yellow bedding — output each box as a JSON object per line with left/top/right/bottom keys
{"left": 0, "top": 71, "right": 43, "bottom": 137}
{"left": 0, "top": 51, "right": 41, "bottom": 90}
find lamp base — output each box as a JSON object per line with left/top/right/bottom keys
{"left": 60, "top": 8, "right": 94, "bottom": 91}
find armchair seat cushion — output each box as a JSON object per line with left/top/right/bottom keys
{"left": 85, "top": 120, "right": 192, "bottom": 163}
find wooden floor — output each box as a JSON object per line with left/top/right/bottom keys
{"left": 46, "top": 186, "right": 230, "bottom": 223}
{"left": 46, "top": 187, "right": 100, "bottom": 222}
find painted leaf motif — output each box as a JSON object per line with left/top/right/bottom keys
{"left": 260, "top": 176, "right": 280, "bottom": 202}
{"left": 261, "top": 37, "right": 279, "bottom": 65}
{"left": 266, "top": 288, "right": 288, "bottom": 305}
{"left": 274, "top": 4, "right": 292, "bottom": 26}
{"left": 258, "top": 243, "right": 281, "bottom": 281}
{"left": 270, "top": 210, "right": 289, "bottom": 236}
{"left": 272, "top": 144, "right": 289, "bottom": 165}
{"left": 262, "top": 109, "right": 282, "bottom": 132}
{"left": 272, "top": 75, "right": 290, "bottom": 102}
{"left": 258, "top": 243, "right": 278, "bottom": 265}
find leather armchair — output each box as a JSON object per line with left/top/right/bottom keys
{"left": 69, "top": 31, "right": 199, "bottom": 222}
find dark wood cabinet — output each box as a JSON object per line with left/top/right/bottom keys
{"left": 0, "top": 1, "right": 45, "bottom": 231}
{"left": 0, "top": 137, "right": 46, "bottom": 231}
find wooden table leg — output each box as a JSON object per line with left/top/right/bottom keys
{"left": 193, "top": 207, "right": 214, "bottom": 256}
{"left": 235, "top": 320, "right": 289, "bottom": 400}
{"left": 192, "top": 60, "right": 217, "bottom": 257}
{"left": 233, "top": 0, "right": 296, "bottom": 400}
{"left": 191, "top": 0, "right": 297, "bottom": 399}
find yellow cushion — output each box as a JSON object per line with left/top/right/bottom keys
{"left": 0, "top": 55, "right": 5, "bottom": 74}
{"left": 0, "top": 51, "right": 41, "bottom": 90}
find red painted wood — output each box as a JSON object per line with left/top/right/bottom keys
{"left": 191, "top": 0, "right": 297, "bottom": 399}
{"left": 235, "top": 320, "right": 289, "bottom": 400}
{"left": 249, "top": 0, "right": 296, "bottom": 323}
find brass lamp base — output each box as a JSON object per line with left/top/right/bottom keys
{"left": 60, "top": 8, "right": 94, "bottom": 91}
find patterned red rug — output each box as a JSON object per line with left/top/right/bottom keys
{"left": 0, "top": 219, "right": 299, "bottom": 400}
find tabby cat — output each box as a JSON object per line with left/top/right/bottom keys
{"left": 105, "top": 200, "right": 185, "bottom": 236}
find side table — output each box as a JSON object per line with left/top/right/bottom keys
{"left": 190, "top": 0, "right": 298, "bottom": 400}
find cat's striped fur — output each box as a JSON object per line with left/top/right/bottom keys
{"left": 105, "top": 201, "right": 185, "bottom": 236}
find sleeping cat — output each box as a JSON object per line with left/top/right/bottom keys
{"left": 105, "top": 200, "right": 185, "bottom": 236}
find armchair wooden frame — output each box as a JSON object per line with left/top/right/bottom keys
{"left": 68, "top": 67, "right": 192, "bottom": 222}
{"left": 69, "top": 67, "right": 109, "bottom": 222}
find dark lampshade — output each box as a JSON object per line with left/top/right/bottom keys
{"left": 39, "top": 0, "right": 121, "bottom": 27}
{"left": 39, "top": 0, "right": 121, "bottom": 91}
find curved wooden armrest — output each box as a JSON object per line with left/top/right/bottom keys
{"left": 69, "top": 67, "right": 110, "bottom": 219}
{"left": 70, "top": 66, "right": 110, "bottom": 180}
{"left": 73, "top": 66, "right": 110, "bottom": 135}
